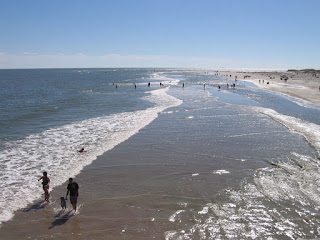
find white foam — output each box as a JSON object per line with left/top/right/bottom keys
{"left": 258, "top": 107, "right": 320, "bottom": 155}
{"left": 169, "top": 210, "right": 185, "bottom": 222}
{"left": 213, "top": 170, "right": 230, "bottom": 175}
{"left": 148, "top": 73, "right": 181, "bottom": 86}
{"left": 165, "top": 152, "right": 320, "bottom": 239}
{"left": 0, "top": 87, "right": 182, "bottom": 225}
{"left": 198, "top": 205, "right": 210, "bottom": 215}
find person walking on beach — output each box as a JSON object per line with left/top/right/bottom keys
{"left": 38, "top": 171, "right": 50, "bottom": 202}
{"left": 66, "top": 178, "right": 79, "bottom": 212}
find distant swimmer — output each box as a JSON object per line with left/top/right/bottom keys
{"left": 78, "top": 148, "right": 87, "bottom": 153}
{"left": 148, "top": 82, "right": 151, "bottom": 87}
{"left": 218, "top": 85, "right": 221, "bottom": 90}
{"left": 182, "top": 83, "right": 185, "bottom": 88}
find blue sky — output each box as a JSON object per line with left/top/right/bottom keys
{"left": 1, "top": 0, "right": 319, "bottom": 69}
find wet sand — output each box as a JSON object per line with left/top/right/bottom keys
{"left": 220, "top": 70, "right": 320, "bottom": 105}
{"left": 0, "top": 84, "right": 316, "bottom": 239}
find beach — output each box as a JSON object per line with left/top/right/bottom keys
{"left": 1, "top": 69, "right": 320, "bottom": 239}
{"left": 220, "top": 70, "right": 320, "bottom": 105}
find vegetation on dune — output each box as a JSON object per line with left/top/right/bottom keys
{"left": 288, "top": 69, "right": 320, "bottom": 73}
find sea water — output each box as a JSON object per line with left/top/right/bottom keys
{"left": 163, "top": 70, "right": 320, "bottom": 239}
{"left": 1, "top": 69, "right": 320, "bottom": 239}
{"left": 0, "top": 68, "right": 182, "bottom": 224}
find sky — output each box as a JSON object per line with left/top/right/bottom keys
{"left": 0, "top": 0, "right": 319, "bottom": 70}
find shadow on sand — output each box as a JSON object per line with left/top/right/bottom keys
{"left": 49, "top": 210, "right": 74, "bottom": 229}
{"left": 23, "top": 200, "right": 47, "bottom": 212}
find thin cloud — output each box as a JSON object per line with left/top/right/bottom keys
{"left": 23, "top": 52, "right": 39, "bottom": 55}
{"left": 0, "top": 52, "right": 309, "bottom": 70}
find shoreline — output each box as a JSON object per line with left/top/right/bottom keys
{"left": 0, "top": 85, "right": 268, "bottom": 239}
{"left": 1, "top": 71, "right": 320, "bottom": 239}
{"left": 219, "top": 70, "right": 320, "bottom": 106}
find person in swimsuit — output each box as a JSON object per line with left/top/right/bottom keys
{"left": 44, "top": 185, "right": 50, "bottom": 203}
{"left": 38, "top": 171, "right": 50, "bottom": 202}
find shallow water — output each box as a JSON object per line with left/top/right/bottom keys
{"left": 0, "top": 69, "right": 320, "bottom": 239}
{"left": 0, "top": 68, "right": 181, "bottom": 224}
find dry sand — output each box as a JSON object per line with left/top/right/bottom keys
{"left": 219, "top": 70, "right": 320, "bottom": 105}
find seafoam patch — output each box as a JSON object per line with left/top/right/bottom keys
{"left": 259, "top": 107, "right": 320, "bottom": 155}
{"left": 213, "top": 169, "right": 230, "bottom": 175}
{"left": 169, "top": 210, "right": 185, "bottom": 222}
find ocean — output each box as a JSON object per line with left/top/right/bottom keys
{"left": 0, "top": 68, "right": 320, "bottom": 239}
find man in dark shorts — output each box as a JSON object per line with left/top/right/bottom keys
{"left": 66, "top": 178, "right": 79, "bottom": 211}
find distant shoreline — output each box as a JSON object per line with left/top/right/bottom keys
{"left": 1, "top": 67, "right": 319, "bottom": 106}
{"left": 219, "top": 70, "right": 320, "bottom": 106}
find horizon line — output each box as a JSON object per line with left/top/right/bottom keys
{"left": 1, "top": 67, "right": 311, "bottom": 72}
